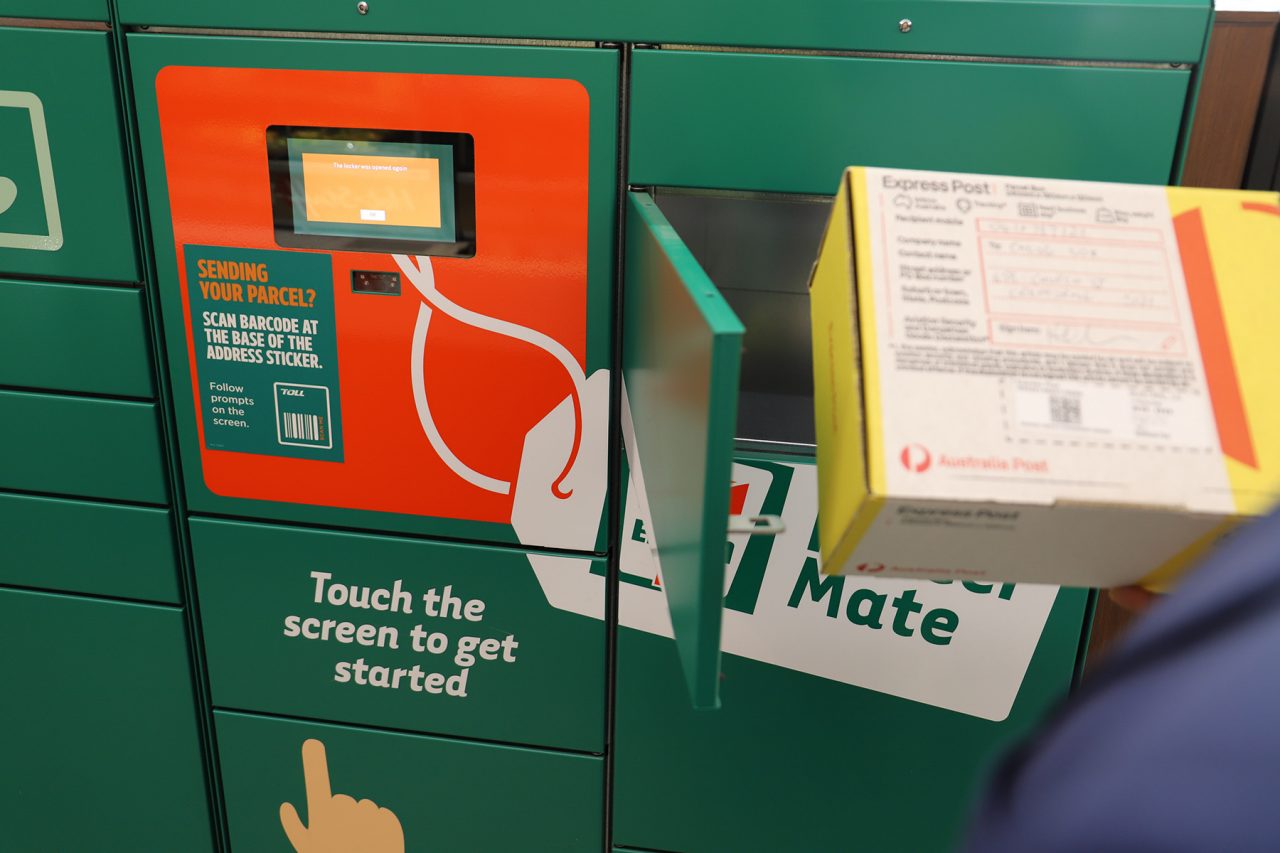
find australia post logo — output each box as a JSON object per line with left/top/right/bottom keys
{"left": 901, "top": 445, "right": 1050, "bottom": 475}
{"left": 900, "top": 443, "right": 932, "bottom": 473}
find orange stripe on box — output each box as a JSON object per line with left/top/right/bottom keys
{"left": 1242, "top": 202, "right": 1280, "bottom": 217}
{"left": 1174, "top": 209, "right": 1257, "bottom": 469}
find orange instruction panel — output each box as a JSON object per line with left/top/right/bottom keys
{"left": 154, "top": 66, "right": 606, "bottom": 548}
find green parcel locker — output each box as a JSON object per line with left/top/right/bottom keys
{"left": 0, "top": 25, "right": 138, "bottom": 282}
{"left": 190, "top": 518, "right": 607, "bottom": 752}
{"left": 0, "top": 278, "right": 154, "bottom": 397}
{"left": 0, "top": 588, "right": 214, "bottom": 852}
{"left": 0, "top": 492, "right": 180, "bottom": 602}
{"left": 613, "top": 456, "right": 1090, "bottom": 851}
{"left": 129, "top": 34, "right": 618, "bottom": 549}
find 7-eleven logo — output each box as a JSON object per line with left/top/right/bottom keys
{"left": 617, "top": 467, "right": 775, "bottom": 593}
{"left": 647, "top": 481, "right": 751, "bottom": 589}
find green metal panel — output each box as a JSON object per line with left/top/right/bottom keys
{"left": 0, "top": 588, "right": 213, "bottom": 852}
{"left": 614, "top": 601, "right": 1090, "bottom": 851}
{"left": 631, "top": 50, "right": 1194, "bottom": 195}
{"left": 0, "top": 389, "right": 169, "bottom": 503}
{"left": 127, "top": 34, "right": 617, "bottom": 544}
{"left": 114, "top": 0, "right": 1209, "bottom": 63}
{"left": 0, "top": 27, "right": 138, "bottom": 281}
{"left": 0, "top": 2, "right": 107, "bottom": 20}
{"left": 216, "top": 710, "right": 604, "bottom": 851}
{"left": 1171, "top": 7, "right": 1216, "bottom": 184}
{"left": 0, "top": 278, "right": 154, "bottom": 397}
{"left": 623, "top": 192, "right": 743, "bottom": 709}
{"left": 623, "top": 0, "right": 1209, "bottom": 62}
{"left": 115, "top": 0, "right": 611, "bottom": 38}
{"left": 0, "top": 492, "right": 180, "bottom": 602}
{"left": 613, "top": 455, "right": 1092, "bottom": 852}
{"left": 190, "top": 517, "right": 606, "bottom": 752}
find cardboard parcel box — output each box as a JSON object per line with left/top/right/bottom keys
{"left": 811, "top": 167, "right": 1280, "bottom": 589}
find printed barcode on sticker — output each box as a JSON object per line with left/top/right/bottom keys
{"left": 1049, "top": 395, "right": 1082, "bottom": 425}
{"left": 282, "top": 412, "right": 325, "bottom": 442}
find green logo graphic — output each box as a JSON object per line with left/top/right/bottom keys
{"left": 0, "top": 90, "right": 62, "bottom": 251}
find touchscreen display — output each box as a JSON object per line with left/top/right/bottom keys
{"left": 268, "top": 127, "right": 475, "bottom": 257}
{"left": 290, "top": 138, "right": 456, "bottom": 241}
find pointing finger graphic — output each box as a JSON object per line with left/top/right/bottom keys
{"left": 302, "top": 738, "right": 332, "bottom": 819}
{"left": 280, "top": 738, "right": 405, "bottom": 853}
{"left": 279, "top": 739, "right": 329, "bottom": 850}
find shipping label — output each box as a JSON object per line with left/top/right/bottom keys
{"left": 861, "top": 167, "right": 1232, "bottom": 512}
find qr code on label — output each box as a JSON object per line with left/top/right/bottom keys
{"left": 1018, "top": 202, "right": 1038, "bottom": 217}
{"left": 1049, "top": 395, "right": 1082, "bottom": 425}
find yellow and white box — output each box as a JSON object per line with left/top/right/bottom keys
{"left": 811, "top": 166, "right": 1280, "bottom": 589}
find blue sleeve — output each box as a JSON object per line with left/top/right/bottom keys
{"left": 964, "top": 510, "right": 1280, "bottom": 853}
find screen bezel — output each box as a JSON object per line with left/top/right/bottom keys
{"left": 266, "top": 125, "right": 476, "bottom": 258}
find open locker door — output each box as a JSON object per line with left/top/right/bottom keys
{"left": 622, "top": 191, "right": 744, "bottom": 709}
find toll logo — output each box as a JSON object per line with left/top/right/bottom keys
{"left": 900, "top": 443, "right": 932, "bottom": 473}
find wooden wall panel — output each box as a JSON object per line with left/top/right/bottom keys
{"left": 1183, "top": 11, "right": 1279, "bottom": 188}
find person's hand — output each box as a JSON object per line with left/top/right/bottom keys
{"left": 1108, "top": 585, "right": 1161, "bottom": 614}
{"left": 511, "top": 369, "right": 610, "bottom": 551}
{"left": 279, "top": 739, "right": 404, "bottom": 853}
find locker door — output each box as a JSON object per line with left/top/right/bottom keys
{"left": 622, "top": 191, "right": 745, "bottom": 709}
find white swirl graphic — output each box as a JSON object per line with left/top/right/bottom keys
{"left": 395, "top": 254, "right": 586, "bottom": 498}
